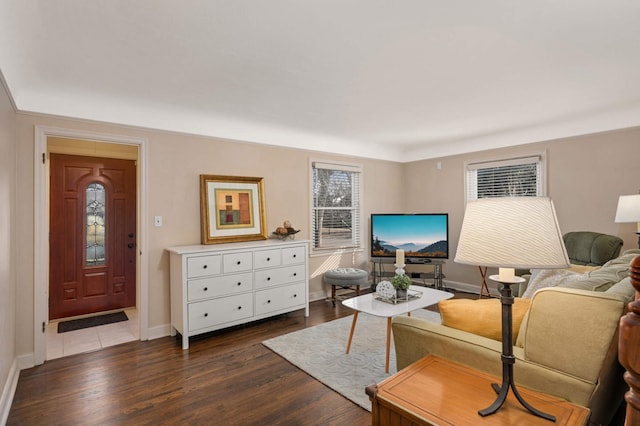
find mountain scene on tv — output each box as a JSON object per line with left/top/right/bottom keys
{"left": 371, "top": 237, "right": 448, "bottom": 258}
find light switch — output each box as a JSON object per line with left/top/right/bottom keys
{"left": 154, "top": 216, "right": 162, "bottom": 227}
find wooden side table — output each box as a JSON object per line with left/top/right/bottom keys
{"left": 366, "top": 355, "right": 590, "bottom": 425}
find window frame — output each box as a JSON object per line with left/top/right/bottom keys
{"left": 464, "top": 152, "right": 547, "bottom": 202}
{"left": 309, "top": 159, "right": 363, "bottom": 255}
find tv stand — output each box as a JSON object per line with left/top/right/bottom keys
{"left": 407, "top": 258, "right": 432, "bottom": 264}
{"left": 371, "top": 258, "right": 446, "bottom": 290}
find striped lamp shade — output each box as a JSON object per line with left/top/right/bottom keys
{"left": 455, "top": 197, "right": 569, "bottom": 270}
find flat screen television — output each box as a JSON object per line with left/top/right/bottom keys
{"left": 370, "top": 213, "right": 449, "bottom": 262}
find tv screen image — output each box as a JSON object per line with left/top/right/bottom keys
{"left": 370, "top": 213, "right": 449, "bottom": 260}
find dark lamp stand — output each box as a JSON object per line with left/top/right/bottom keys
{"left": 480, "top": 275, "right": 556, "bottom": 422}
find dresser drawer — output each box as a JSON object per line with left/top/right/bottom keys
{"left": 282, "top": 245, "right": 305, "bottom": 265}
{"left": 188, "top": 292, "right": 253, "bottom": 331}
{"left": 187, "top": 272, "right": 253, "bottom": 301}
{"left": 223, "top": 251, "right": 253, "bottom": 273}
{"left": 255, "top": 282, "right": 306, "bottom": 316}
{"left": 254, "top": 248, "right": 282, "bottom": 269}
{"left": 254, "top": 264, "right": 306, "bottom": 289}
{"left": 187, "top": 255, "right": 222, "bottom": 278}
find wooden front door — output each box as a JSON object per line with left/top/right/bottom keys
{"left": 49, "top": 154, "right": 137, "bottom": 320}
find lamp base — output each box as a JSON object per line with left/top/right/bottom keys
{"left": 479, "top": 365, "right": 555, "bottom": 422}
{"left": 482, "top": 276, "right": 556, "bottom": 422}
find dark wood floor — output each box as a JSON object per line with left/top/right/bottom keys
{"left": 8, "top": 290, "right": 473, "bottom": 426}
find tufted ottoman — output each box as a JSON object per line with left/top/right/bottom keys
{"left": 324, "top": 268, "right": 369, "bottom": 306}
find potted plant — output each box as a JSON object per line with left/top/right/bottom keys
{"left": 391, "top": 274, "right": 411, "bottom": 299}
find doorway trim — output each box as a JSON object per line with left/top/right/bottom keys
{"left": 34, "top": 126, "right": 149, "bottom": 365}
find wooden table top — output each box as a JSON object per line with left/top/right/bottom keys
{"left": 367, "top": 355, "right": 590, "bottom": 425}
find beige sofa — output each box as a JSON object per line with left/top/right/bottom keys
{"left": 392, "top": 249, "right": 640, "bottom": 426}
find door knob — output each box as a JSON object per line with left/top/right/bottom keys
{"left": 128, "top": 243, "right": 134, "bottom": 248}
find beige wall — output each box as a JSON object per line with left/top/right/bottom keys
{"left": 13, "top": 113, "right": 404, "bottom": 356}
{"left": 9, "top": 110, "right": 640, "bottom": 359}
{"left": 404, "top": 129, "right": 640, "bottom": 291}
{"left": 0, "top": 78, "right": 16, "bottom": 407}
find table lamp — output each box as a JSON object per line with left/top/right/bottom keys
{"left": 615, "top": 194, "right": 640, "bottom": 249}
{"left": 455, "top": 197, "right": 569, "bottom": 421}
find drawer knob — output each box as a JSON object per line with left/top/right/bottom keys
{"left": 237, "top": 306, "right": 242, "bottom": 310}
{"left": 237, "top": 261, "right": 241, "bottom": 265}
{"left": 204, "top": 313, "right": 208, "bottom": 317}
{"left": 237, "top": 282, "right": 242, "bottom": 286}
{"left": 293, "top": 294, "right": 297, "bottom": 298}
{"left": 267, "top": 257, "right": 271, "bottom": 261}
{"left": 267, "top": 277, "right": 271, "bottom": 281}
{"left": 267, "top": 300, "right": 271, "bottom": 304}
{"left": 203, "top": 265, "right": 208, "bottom": 269}
{"left": 293, "top": 254, "right": 297, "bottom": 258}
{"left": 204, "top": 287, "right": 208, "bottom": 291}
{"left": 293, "top": 273, "right": 297, "bottom": 277}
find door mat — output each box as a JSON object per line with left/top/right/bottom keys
{"left": 57, "top": 311, "right": 128, "bottom": 333}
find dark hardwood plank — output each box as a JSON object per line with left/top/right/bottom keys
{"left": 9, "top": 289, "right": 472, "bottom": 425}
{"left": 8, "top": 298, "right": 372, "bottom": 426}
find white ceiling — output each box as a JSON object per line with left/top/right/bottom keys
{"left": 2, "top": 1, "right": 640, "bottom": 162}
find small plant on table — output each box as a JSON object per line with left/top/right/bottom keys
{"left": 391, "top": 274, "right": 411, "bottom": 298}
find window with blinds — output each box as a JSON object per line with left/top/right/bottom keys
{"left": 465, "top": 154, "right": 545, "bottom": 201}
{"left": 311, "top": 161, "right": 362, "bottom": 251}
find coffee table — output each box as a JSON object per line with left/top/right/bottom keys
{"left": 342, "top": 288, "right": 453, "bottom": 373}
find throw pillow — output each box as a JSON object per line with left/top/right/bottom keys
{"left": 569, "top": 264, "right": 600, "bottom": 274}
{"left": 438, "top": 298, "right": 532, "bottom": 341}
{"left": 604, "top": 277, "right": 635, "bottom": 303}
{"left": 521, "top": 269, "right": 583, "bottom": 299}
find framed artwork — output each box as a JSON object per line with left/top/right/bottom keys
{"left": 200, "top": 175, "right": 267, "bottom": 244}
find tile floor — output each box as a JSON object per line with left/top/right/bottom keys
{"left": 46, "top": 308, "right": 139, "bottom": 360}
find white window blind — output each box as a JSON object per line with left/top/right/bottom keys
{"left": 311, "top": 161, "right": 362, "bottom": 251}
{"left": 466, "top": 154, "right": 545, "bottom": 201}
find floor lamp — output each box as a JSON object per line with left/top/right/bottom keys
{"left": 615, "top": 194, "right": 640, "bottom": 249}
{"left": 455, "top": 197, "right": 569, "bottom": 421}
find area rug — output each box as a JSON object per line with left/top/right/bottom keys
{"left": 262, "top": 308, "right": 441, "bottom": 410}
{"left": 57, "top": 311, "right": 128, "bottom": 333}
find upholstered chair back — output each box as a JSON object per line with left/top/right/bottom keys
{"left": 563, "top": 231, "right": 623, "bottom": 266}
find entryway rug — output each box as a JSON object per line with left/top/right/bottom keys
{"left": 262, "top": 308, "right": 441, "bottom": 410}
{"left": 57, "top": 311, "right": 128, "bottom": 333}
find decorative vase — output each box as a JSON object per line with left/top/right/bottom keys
{"left": 396, "top": 288, "right": 408, "bottom": 299}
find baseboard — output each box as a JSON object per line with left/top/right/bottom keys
{"left": 0, "top": 359, "right": 19, "bottom": 425}
{"left": 309, "top": 290, "right": 328, "bottom": 303}
{"left": 16, "top": 353, "right": 34, "bottom": 371}
{"left": 147, "top": 324, "right": 172, "bottom": 340}
{"left": 442, "top": 280, "right": 500, "bottom": 297}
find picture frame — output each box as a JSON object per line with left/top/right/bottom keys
{"left": 200, "top": 175, "right": 267, "bottom": 244}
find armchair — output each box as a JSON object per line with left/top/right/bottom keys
{"left": 563, "top": 231, "right": 623, "bottom": 266}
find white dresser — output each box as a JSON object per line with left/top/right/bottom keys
{"left": 167, "top": 240, "right": 309, "bottom": 349}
